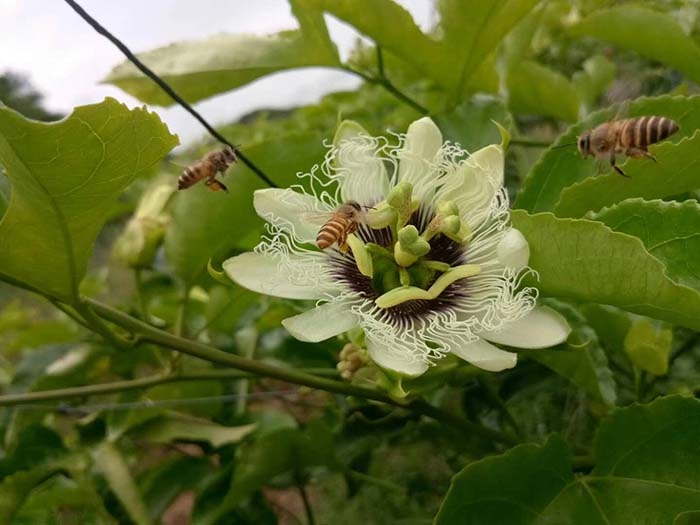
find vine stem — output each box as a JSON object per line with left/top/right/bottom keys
{"left": 84, "top": 297, "right": 517, "bottom": 445}
{"left": 62, "top": 0, "right": 277, "bottom": 188}
{"left": 0, "top": 369, "right": 339, "bottom": 408}
{"left": 295, "top": 473, "right": 316, "bottom": 525}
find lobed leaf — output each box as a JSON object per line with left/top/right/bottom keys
{"left": 515, "top": 95, "right": 700, "bottom": 214}
{"left": 591, "top": 199, "right": 700, "bottom": 290}
{"left": 437, "top": 396, "right": 700, "bottom": 525}
{"left": 511, "top": 211, "right": 700, "bottom": 330}
{"left": 0, "top": 98, "right": 177, "bottom": 302}
{"left": 105, "top": 28, "right": 340, "bottom": 106}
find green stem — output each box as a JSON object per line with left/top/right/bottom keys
{"left": 376, "top": 45, "right": 385, "bottom": 78}
{"left": 341, "top": 66, "right": 429, "bottom": 115}
{"left": 49, "top": 299, "right": 91, "bottom": 330}
{"left": 85, "top": 297, "right": 516, "bottom": 445}
{"left": 295, "top": 473, "right": 316, "bottom": 525}
{"left": 0, "top": 368, "right": 340, "bottom": 408}
{"left": 133, "top": 269, "right": 149, "bottom": 321}
{"left": 75, "top": 300, "right": 131, "bottom": 349}
{"left": 345, "top": 469, "right": 405, "bottom": 493}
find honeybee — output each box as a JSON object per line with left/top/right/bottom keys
{"left": 178, "top": 146, "right": 237, "bottom": 192}
{"left": 578, "top": 116, "right": 679, "bottom": 177}
{"left": 316, "top": 201, "right": 365, "bottom": 253}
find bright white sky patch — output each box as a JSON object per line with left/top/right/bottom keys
{"left": 1, "top": 0, "right": 432, "bottom": 147}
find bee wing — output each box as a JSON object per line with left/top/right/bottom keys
{"left": 300, "top": 210, "right": 334, "bottom": 225}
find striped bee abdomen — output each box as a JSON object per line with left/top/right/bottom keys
{"left": 178, "top": 165, "right": 201, "bottom": 190}
{"left": 620, "top": 116, "right": 679, "bottom": 150}
{"left": 316, "top": 218, "right": 350, "bottom": 249}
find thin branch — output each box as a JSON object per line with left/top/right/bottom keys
{"left": 341, "top": 66, "right": 429, "bottom": 115}
{"left": 75, "top": 300, "right": 132, "bottom": 349}
{"left": 49, "top": 299, "right": 91, "bottom": 330}
{"left": 295, "top": 474, "right": 316, "bottom": 525}
{"left": 85, "top": 297, "right": 516, "bottom": 445}
{"left": 0, "top": 369, "right": 339, "bottom": 408}
{"left": 133, "top": 269, "right": 149, "bottom": 321}
{"left": 62, "top": 0, "right": 277, "bottom": 188}
{"left": 376, "top": 45, "right": 385, "bottom": 78}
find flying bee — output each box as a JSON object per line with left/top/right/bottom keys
{"left": 578, "top": 116, "right": 679, "bottom": 177}
{"left": 315, "top": 201, "right": 366, "bottom": 253}
{"left": 178, "top": 145, "right": 237, "bottom": 192}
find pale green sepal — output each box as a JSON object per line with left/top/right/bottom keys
{"left": 333, "top": 119, "right": 368, "bottom": 148}
{"left": 491, "top": 119, "right": 511, "bottom": 150}
{"left": 207, "top": 259, "right": 233, "bottom": 286}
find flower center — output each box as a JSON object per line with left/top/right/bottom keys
{"left": 329, "top": 182, "right": 480, "bottom": 319}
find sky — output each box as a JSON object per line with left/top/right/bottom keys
{"left": 0, "top": 0, "right": 434, "bottom": 147}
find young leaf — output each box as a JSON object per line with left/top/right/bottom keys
{"left": 515, "top": 95, "right": 700, "bottom": 214}
{"left": 555, "top": 131, "right": 700, "bottom": 218}
{"left": 506, "top": 60, "right": 580, "bottom": 122}
{"left": 571, "top": 6, "right": 700, "bottom": 84}
{"left": 436, "top": 396, "right": 700, "bottom": 525}
{"left": 511, "top": 211, "right": 700, "bottom": 330}
{"left": 105, "top": 29, "right": 340, "bottom": 106}
{"left": 0, "top": 98, "right": 177, "bottom": 302}
{"left": 592, "top": 199, "right": 700, "bottom": 290}
{"left": 128, "top": 413, "right": 256, "bottom": 447}
{"left": 623, "top": 318, "right": 672, "bottom": 376}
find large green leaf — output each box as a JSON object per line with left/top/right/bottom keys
{"left": 528, "top": 302, "right": 616, "bottom": 405}
{"left": 0, "top": 98, "right": 177, "bottom": 302}
{"left": 434, "top": 96, "right": 513, "bottom": 153}
{"left": 571, "top": 6, "right": 700, "bottom": 84}
{"left": 164, "top": 132, "right": 325, "bottom": 284}
{"left": 515, "top": 95, "right": 700, "bottom": 214}
{"left": 105, "top": 26, "right": 339, "bottom": 106}
{"left": 592, "top": 199, "right": 700, "bottom": 290}
{"left": 436, "top": 396, "right": 700, "bottom": 525}
{"left": 556, "top": 131, "right": 700, "bottom": 217}
{"left": 506, "top": 60, "right": 580, "bottom": 122}
{"left": 438, "top": 0, "right": 539, "bottom": 99}
{"left": 511, "top": 211, "right": 700, "bottom": 330}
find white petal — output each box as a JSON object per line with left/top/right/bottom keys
{"left": 253, "top": 188, "right": 330, "bottom": 244}
{"left": 497, "top": 228, "right": 530, "bottom": 270}
{"left": 282, "top": 301, "right": 358, "bottom": 342}
{"left": 223, "top": 252, "right": 325, "bottom": 300}
{"left": 449, "top": 337, "right": 517, "bottom": 372}
{"left": 441, "top": 144, "right": 504, "bottom": 229}
{"left": 398, "top": 117, "right": 443, "bottom": 199}
{"left": 480, "top": 306, "right": 571, "bottom": 349}
{"left": 366, "top": 333, "right": 429, "bottom": 377}
{"left": 334, "top": 125, "right": 390, "bottom": 204}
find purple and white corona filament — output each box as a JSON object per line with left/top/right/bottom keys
{"left": 224, "top": 117, "right": 570, "bottom": 376}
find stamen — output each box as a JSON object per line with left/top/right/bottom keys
{"left": 346, "top": 234, "right": 373, "bottom": 278}
{"left": 395, "top": 225, "right": 430, "bottom": 267}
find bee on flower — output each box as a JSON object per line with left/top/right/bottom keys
{"left": 224, "top": 117, "right": 570, "bottom": 376}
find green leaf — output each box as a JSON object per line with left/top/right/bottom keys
{"left": 528, "top": 302, "right": 616, "bottom": 405}
{"left": 506, "top": 60, "right": 580, "bottom": 122}
{"left": 0, "top": 98, "right": 177, "bottom": 302}
{"left": 435, "top": 435, "right": 573, "bottom": 524}
{"left": 129, "top": 413, "right": 256, "bottom": 447}
{"left": 556, "top": 131, "right": 700, "bottom": 217}
{"left": 438, "top": 0, "right": 540, "bottom": 98}
{"left": 164, "top": 133, "right": 325, "bottom": 283}
{"left": 511, "top": 211, "right": 700, "bottom": 330}
{"left": 515, "top": 95, "right": 700, "bottom": 214}
{"left": 434, "top": 96, "right": 514, "bottom": 153}
{"left": 105, "top": 29, "right": 339, "bottom": 106}
{"left": 437, "top": 396, "right": 700, "bottom": 525}
{"left": 92, "top": 442, "right": 150, "bottom": 525}
{"left": 572, "top": 55, "right": 616, "bottom": 113}
{"left": 592, "top": 199, "right": 700, "bottom": 290}
{"left": 624, "top": 318, "right": 672, "bottom": 376}
{"left": 0, "top": 465, "right": 64, "bottom": 524}
{"left": 571, "top": 6, "right": 700, "bottom": 84}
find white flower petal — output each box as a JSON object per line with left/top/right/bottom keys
{"left": 223, "top": 252, "right": 326, "bottom": 300}
{"left": 480, "top": 306, "right": 571, "bottom": 349}
{"left": 366, "top": 333, "right": 429, "bottom": 377}
{"left": 449, "top": 337, "right": 517, "bottom": 372}
{"left": 497, "top": 228, "right": 530, "bottom": 270}
{"left": 398, "top": 117, "right": 443, "bottom": 199}
{"left": 441, "top": 144, "right": 504, "bottom": 228}
{"left": 253, "top": 188, "right": 330, "bottom": 244}
{"left": 282, "top": 301, "right": 358, "bottom": 342}
{"left": 334, "top": 127, "right": 390, "bottom": 204}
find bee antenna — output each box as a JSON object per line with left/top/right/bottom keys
{"left": 551, "top": 141, "right": 578, "bottom": 150}
{"left": 362, "top": 205, "right": 376, "bottom": 210}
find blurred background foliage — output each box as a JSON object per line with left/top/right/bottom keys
{"left": 2, "top": 0, "right": 700, "bottom": 523}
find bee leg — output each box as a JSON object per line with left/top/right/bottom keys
{"left": 628, "top": 147, "right": 656, "bottom": 162}
{"left": 205, "top": 179, "right": 229, "bottom": 192}
{"left": 610, "top": 155, "right": 629, "bottom": 178}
